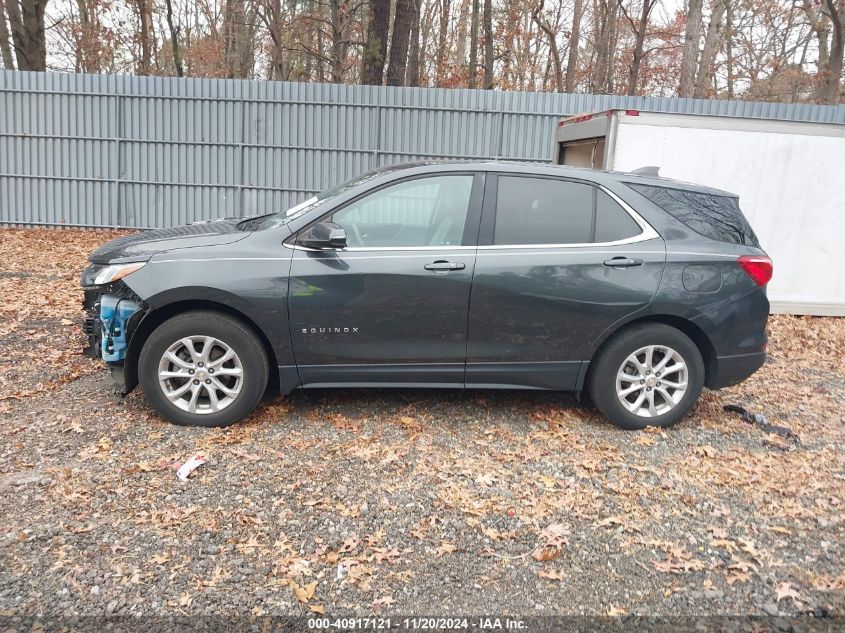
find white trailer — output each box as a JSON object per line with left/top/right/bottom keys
{"left": 552, "top": 109, "right": 845, "bottom": 316}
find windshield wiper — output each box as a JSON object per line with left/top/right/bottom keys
{"left": 236, "top": 213, "right": 276, "bottom": 231}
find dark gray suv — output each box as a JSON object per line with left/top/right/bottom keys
{"left": 80, "top": 162, "right": 771, "bottom": 430}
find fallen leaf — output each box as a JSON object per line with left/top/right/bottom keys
{"left": 291, "top": 580, "right": 317, "bottom": 604}
{"left": 434, "top": 542, "right": 457, "bottom": 557}
{"left": 532, "top": 547, "right": 561, "bottom": 562}
{"left": 537, "top": 568, "right": 564, "bottom": 580}
{"left": 775, "top": 582, "right": 801, "bottom": 603}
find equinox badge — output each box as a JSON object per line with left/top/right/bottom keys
{"left": 302, "top": 327, "right": 359, "bottom": 334}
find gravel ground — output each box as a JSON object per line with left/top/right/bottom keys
{"left": 0, "top": 228, "right": 844, "bottom": 623}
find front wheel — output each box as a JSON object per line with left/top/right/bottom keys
{"left": 138, "top": 311, "right": 269, "bottom": 427}
{"left": 587, "top": 323, "right": 705, "bottom": 430}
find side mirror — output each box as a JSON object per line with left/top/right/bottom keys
{"left": 299, "top": 221, "right": 347, "bottom": 250}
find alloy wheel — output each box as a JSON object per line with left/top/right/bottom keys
{"left": 157, "top": 336, "right": 244, "bottom": 414}
{"left": 615, "top": 344, "right": 688, "bottom": 418}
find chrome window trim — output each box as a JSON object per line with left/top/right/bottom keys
{"left": 285, "top": 183, "right": 661, "bottom": 253}
{"left": 284, "top": 242, "right": 474, "bottom": 253}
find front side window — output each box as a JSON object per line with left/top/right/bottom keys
{"left": 331, "top": 175, "right": 474, "bottom": 248}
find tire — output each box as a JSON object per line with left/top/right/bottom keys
{"left": 138, "top": 311, "right": 269, "bottom": 427}
{"left": 587, "top": 323, "right": 705, "bottom": 430}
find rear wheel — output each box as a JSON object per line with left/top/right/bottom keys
{"left": 138, "top": 311, "right": 269, "bottom": 427}
{"left": 588, "top": 323, "right": 704, "bottom": 430}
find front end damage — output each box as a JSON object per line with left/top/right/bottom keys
{"left": 82, "top": 279, "right": 148, "bottom": 393}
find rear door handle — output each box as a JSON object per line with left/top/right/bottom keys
{"left": 424, "top": 260, "right": 466, "bottom": 272}
{"left": 604, "top": 257, "right": 643, "bottom": 268}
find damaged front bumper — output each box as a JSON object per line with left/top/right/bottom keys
{"left": 82, "top": 282, "right": 147, "bottom": 384}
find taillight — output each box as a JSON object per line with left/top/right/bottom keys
{"left": 737, "top": 255, "right": 773, "bottom": 286}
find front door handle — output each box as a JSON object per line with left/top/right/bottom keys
{"left": 424, "top": 260, "right": 466, "bottom": 272}
{"left": 604, "top": 257, "right": 643, "bottom": 268}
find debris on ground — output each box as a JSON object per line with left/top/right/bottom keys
{"left": 724, "top": 404, "right": 800, "bottom": 444}
{"left": 176, "top": 455, "right": 207, "bottom": 481}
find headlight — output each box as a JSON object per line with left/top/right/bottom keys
{"left": 92, "top": 262, "right": 147, "bottom": 285}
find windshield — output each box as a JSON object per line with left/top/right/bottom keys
{"left": 255, "top": 169, "right": 386, "bottom": 230}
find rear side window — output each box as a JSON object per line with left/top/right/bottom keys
{"left": 493, "top": 176, "right": 643, "bottom": 245}
{"left": 495, "top": 177, "right": 593, "bottom": 245}
{"left": 626, "top": 183, "right": 760, "bottom": 248}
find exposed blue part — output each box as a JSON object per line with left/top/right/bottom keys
{"left": 100, "top": 295, "right": 141, "bottom": 362}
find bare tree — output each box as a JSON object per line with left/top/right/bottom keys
{"left": 434, "top": 0, "right": 450, "bottom": 84}
{"left": 820, "top": 0, "right": 844, "bottom": 103}
{"left": 803, "top": 0, "right": 830, "bottom": 100}
{"left": 71, "top": 0, "right": 105, "bottom": 72}
{"left": 0, "top": 0, "right": 17, "bottom": 68}
{"left": 482, "top": 0, "right": 493, "bottom": 88}
{"left": 564, "top": 0, "right": 582, "bottom": 92}
{"left": 257, "top": 0, "right": 291, "bottom": 80}
{"left": 467, "top": 0, "right": 479, "bottom": 87}
{"left": 0, "top": 0, "right": 15, "bottom": 70}
{"left": 5, "top": 0, "right": 49, "bottom": 70}
{"left": 532, "top": 0, "right": 563, "bottom": 91}
{"left": 165, "top": 0, "right": 184, "bottom": 76}
{"left": 362, "top": 0, "right": 389, "bottom": 84}
{"left": 619, "top": 0, "right": 656, "bottom": 96}
{"left": 134, "top": 0, "right": 155, "bottom": 75}
{"left": 678, "top": 0, "right": 703, "bottom": 96}
{"left": 591, "top": 0, "right": 619, "bottom": 94}
{"left": 693, "top": 0, "right": 725, "bottom": 98}
{"left": 222, "top": 0, "right": 256, "bottom": 78}
{"left": 386, "top": 0, "right": 413, "bottom": 85}
{"left": 407, "top": 0, "right": 421, "bottom": 86}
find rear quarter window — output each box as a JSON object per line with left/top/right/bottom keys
{"left": 626, "top": 183, "right": 760, "bottom": 248}
{"left": 595, "top": 190, "right": 642, "bottom": 243}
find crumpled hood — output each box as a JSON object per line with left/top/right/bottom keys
{"left": 88, "top": 219, "right": 249, "bottom": 264}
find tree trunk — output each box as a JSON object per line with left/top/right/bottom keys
{"left": 692, "top": 0, "right": 725, "bottom": 98}
{"left": 564, "top": 0, "right": 582, "bottom": 92}
{"left": 165, "top": 0, "right": 184, "bottom": 76}
{"left": 223, "top": 0, "right": 255, "bottom": 78}
{"left": 329, "top": 0, "right": 344, "bottom": 82}
{"left": 406, "top": 0, "right": 421, "bottom": 86}
{"left": 259, "top": 0, "right": 291, "bottom": 81}
{"left": 467, "top": 0, "right": 479, "bottom": 87}
{"left": 591, "top": 0, "right": 618, "bottom": 94}
{"left": 455, "top": 0, "right": 470, "bottom": 81}
{"left": 678, "top": 0, "right": 704, "bottom": 97}
{"left": 7, "top": 0, "right": 49, "bottom": 71}
{"left": 386, "top": 0, "right": 413, "bottom": 85}
{"left": 0, "top": 0, "right": 17, "bottom": 68}
{"left": 482, "top": 0, "right": 493, "bottom": 88}
{"left": 135, "top": 0, "right": 154, "bottom": 74}
{"left": 819, "top": 0, "right": 844, "bottom": 104}
{"left": 626, "top": 0, "right": 654, "bottom": 96}
{"left": 434, "top": 0, "right": 450, "bottom": 85}
{"left": 362, "top": 0, "right": 390, "bottom": 84}
{"left": 532, "top": 0, "right": 563, "bottom": 91}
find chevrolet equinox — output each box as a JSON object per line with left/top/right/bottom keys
{"left": 80, "top": 162, "right": 771, "bottom": 430}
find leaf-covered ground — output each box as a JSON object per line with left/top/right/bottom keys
{"left": 0, "top": 228, "right": 844, "bottom": 619}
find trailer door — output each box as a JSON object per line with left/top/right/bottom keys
{"left": 557, "top": 138, "right": 607, "bottom": 168}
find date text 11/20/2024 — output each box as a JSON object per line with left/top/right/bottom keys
{"left": 307, "top": 618, "right": 527, "bottom": 630}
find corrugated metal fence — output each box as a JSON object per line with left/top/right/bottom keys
{"left": 2, "top": 69, "right": 844, "bottom": 229}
